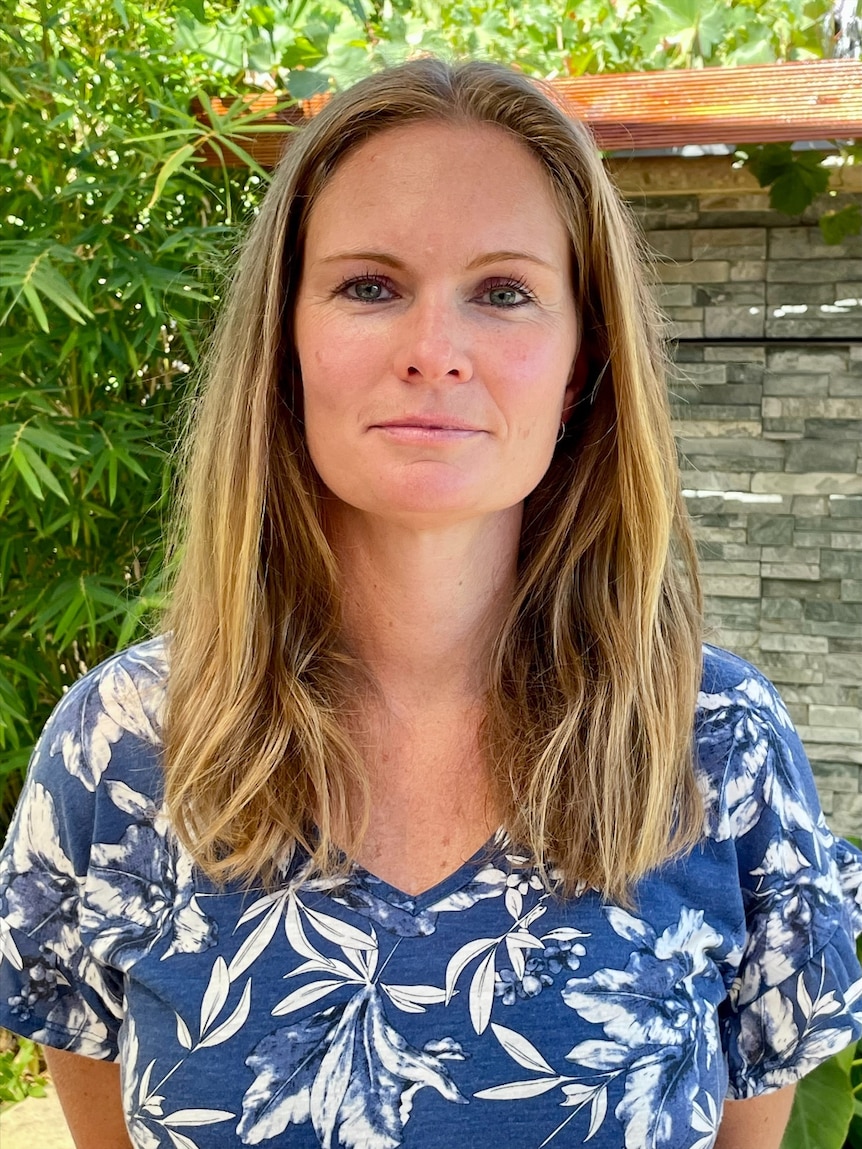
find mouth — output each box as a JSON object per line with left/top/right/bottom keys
{"left": 370, "top": 418, "right": 485, "bottom": 443}
{"left": 372, "top": 416, "right": 484, "bottom": 433}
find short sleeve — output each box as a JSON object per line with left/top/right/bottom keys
{"left": 0, "top": 674, "right": 125, "bottom": 1060}
{"left": 697, "top": 651, "right": 862, "bottom": 1099}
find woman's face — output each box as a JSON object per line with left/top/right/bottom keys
{"left": 294, "top": 121, "right": 579, "bottom": 530}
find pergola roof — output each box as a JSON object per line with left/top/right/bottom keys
{"left": 553, "top": 59, "right": 862, "bottom": 150}
{"left": 198, "top": 59, "right": 862, "bottom": 169}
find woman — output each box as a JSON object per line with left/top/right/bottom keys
{"left": 1, "top": 59, "right": 860, "bottom": 1149}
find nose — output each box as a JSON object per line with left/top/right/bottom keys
{"left": 393, "top": 298, "right": 473, "bottom": 385}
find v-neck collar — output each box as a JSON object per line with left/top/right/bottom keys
{"left": 343, "top": 833, "right": 503, "bottom": 914}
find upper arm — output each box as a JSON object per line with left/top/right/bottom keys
{"left": 697, "top": 658, "right": 862, "bottom": 1099}
{"left": 714, "top": 1084, "right": 796, "bottom": 1149}
{"left": 43, "top": 1047, "right": 132, "bottom": 1149}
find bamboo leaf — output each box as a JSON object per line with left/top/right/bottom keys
{"left": 8, "top": 446, "right": 43, "bottom": 499}
{"left": 147, "top": 142, "right": 197, "bottom": 210}
{"left": 16, "top": 443, "right": 68, "bottom": 503}
{"left": 21, "top": 284, "right": 49, "bottom": 333}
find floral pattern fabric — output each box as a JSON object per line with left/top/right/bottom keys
{"left": 2, "top": 638, "right": 862, "bottom": 1149}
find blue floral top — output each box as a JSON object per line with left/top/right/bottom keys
{"left": 2, "top": 638, "right": 862, "bottom": 1149}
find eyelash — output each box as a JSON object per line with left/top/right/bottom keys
{"left": 332, "top": 273, "right": 536, "bottom": 307}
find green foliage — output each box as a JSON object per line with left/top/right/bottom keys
{"left": 736, "top": 143, "right": 861, "bottom": 244}
{"left": 743, "top": 143, "right": 831, "bottom": 214}
{"left": 0, "top": 1030, "right": 46, "bottom": 1108}
{"left": 173, "top": 0, "right": 838, "bottom": 85}
{"left": 0, "top": 0, "right": 290, "bottom": 806}
{"left": 820, "top": 203, "right": 862, "bottom": 245}
{"left": 781, "top": 1045, "right": 856, "bottom": 1148}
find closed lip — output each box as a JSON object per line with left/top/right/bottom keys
{"left": 372, "top": 415, "right": 484, "bottom": 431}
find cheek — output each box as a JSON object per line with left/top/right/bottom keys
{"left": 298, "top": 318, "right": 380, "bottom": 414}
{"left": 494, "top": 337, "right": 574, "bottom": 424}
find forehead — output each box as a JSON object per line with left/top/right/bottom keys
{"left": 303, "top": 120, "right": 571, "bottom": 264}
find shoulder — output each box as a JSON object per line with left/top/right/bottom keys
{"left": 694, "top": 644, "right": 811, "bottom": 842}
{"left": 29, "top": 635, "right": 169, "bottom": 799}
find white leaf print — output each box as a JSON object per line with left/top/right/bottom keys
{"left": 302, "top": 903, "right": 377, "bottom": 951}
{"left": 560, "top": 1082, "right": 596, "bottom": 1106}
{"left": 7, "top": 783, "right": 79, "bottom": 959}
{"left": 32, "top": 999, "right": 110, "bottom": 1059}
{"left": 175, "top": 1012, "right": 192, "bottom": 1050}
{"left": 99, "top": 662, "right": 159, "bottom": 743}
{"left": 469, "top": 948, "right": 497, "bottom": 1034}
{"left": 287, "top": 955, "right": 364, "bottom": 982}
{"left": 200, "top": 956, "right": 230, "bottom": 1037}
{"left": 138, "top": 1059, "right": 156, "bottom": 1108}
{"left": 382, "top": 984, "right": 448, "bottom": 1013}
{"left": 801, "top": 1026, "right": 856, "bottom": 1063}
{"left": 521, "top": 903, "right": 548, "bottom": 930}
{"left": 797, "top": 970, "right": 812, "bottom": 1019}
{"left": 474, "top": 1077, "right": 567, "bottom": 1101}
{"left": 751, "top": 836, "right": 812, "bottom": 878}
{"left": 165, "top": 1132, "right": 199, "bottom": 1149}
{"left": 692, "top": 1095, "right": 718, "bottom": 1134}
{"left": 0, "top": 919, "right": 22, "bottom": 970}
{"left": 428, "top": 865, "right": 508, "bottom": 912}
{"left": 285, "top": 894, "right": 324, "bottom": 962}
{"left": 54, "top": 705, "right": 122, "bottom": 791}
{"left": 740, "top": 988, "right": 798, "bottom": 1061}
{"left": 445, "top": 935, "right": 498, "bottom": 1002}
{"left": 810, "top": 991, "right": 844, "bottom": 1020}
{"left": 507, "top": 935, "right": 526, "bottom": 980}
{"left": 542, "top": 927, "right": 590, "bottom": 942}
{"left": 104, "top": 780, "right": 155, "bottom": 818}
{"left": 605, "top": 907, "right": 654, "bottom": 945}
{"left": 586, "top": 1085, "right": 607, "bottom": 1141}
{"left": 272, "top": 978, "right": 347, "bottom": 1016}
{"left": 565, "top": 1039, "right": 633, "bottom": 1070}
{"left": 478, "top": 865, "right": 510, "bottom": 883}
{"left": 237, "top": 890, "right": 285, "bottom": 928}
{"left": 162, "top": 1109, "right": 235, "bottom": 1126}
{"left": 505, "top": 886, "right": 523, "bottom": 919}
{"left": 338, "top": 941, "right": 373, "bottom": 981}
{"left": 507, "top": 931, "right": 544, "bottom": 951}
{"left": 229, "top": 899, "right": 283, "bottom": 980}
{"left": 198, "top": 978, "right": 252, "bottom": 1048}
{"left": 309, "top": 1006, "right": 354, "bottom": 1146}
{"left": 490, "top": 1022, "right": 556, "bottom": 1075}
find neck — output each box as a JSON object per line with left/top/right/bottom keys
{"left": 330, "top": 505, "right": 522, "bottom": 709}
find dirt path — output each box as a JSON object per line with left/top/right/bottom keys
{"left": 0, "top": 1085, "right": 75, "bottom": 1148}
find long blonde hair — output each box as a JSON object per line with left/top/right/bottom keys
{"left": 163, "top": 58, "right": 703, "bottom": 902}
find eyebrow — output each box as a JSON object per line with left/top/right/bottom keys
{"left": 318, "top": 249, "right": 557, "bottom": 271}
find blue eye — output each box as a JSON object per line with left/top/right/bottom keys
{"left": 336, "top": 276, "right": 394, "bottom": 303}
{"left": 487, "top": 286, "right": 523, "bottom": 307}
{"left": 480, "top": 279, "right": 534, "bottom": 308}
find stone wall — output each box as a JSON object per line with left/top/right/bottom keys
{"left": 628, "top": 188, "right": 862, "bottom": 835}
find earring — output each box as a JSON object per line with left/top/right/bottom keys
{"left": 556, "top": 421, "right": 566, "bottom": 443}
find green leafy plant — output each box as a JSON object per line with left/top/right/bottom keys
{"left": 0, "top": 0, "right": 293, "bottom": 816}
{"left": 0, "top": 1030, "right": 47, "bottom": 1108}
{"left": 737, "top": 142, "right": 862, "bottom": 245}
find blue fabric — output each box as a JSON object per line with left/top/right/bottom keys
{"left": 2, "top": 637, "right": 862, "bottom": 1149}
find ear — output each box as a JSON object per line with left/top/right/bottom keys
{"left": 562, "top": 343, "right": 589, "bottom": 424}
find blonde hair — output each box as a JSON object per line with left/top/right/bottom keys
{"left": 163, "top": 58, "right": 703, "bottom": 903}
